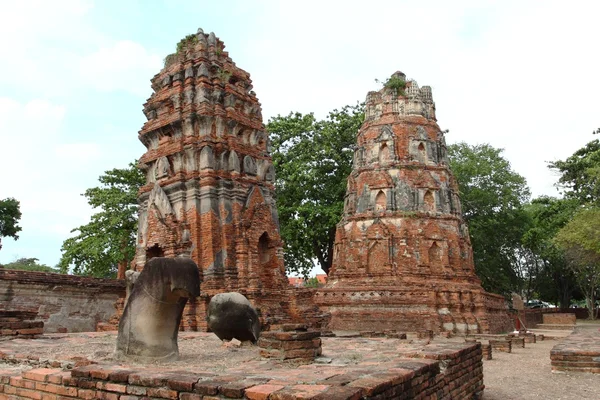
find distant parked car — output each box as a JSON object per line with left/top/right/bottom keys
{"left": 525, "top": 300, "right": 544, "bottom": 309}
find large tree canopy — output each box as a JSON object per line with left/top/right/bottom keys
{"left": 0, "top": 198, "right": 22, "bottom": 251}
{"left": 554, "top": 208, "right": 600, "bottom": 319}
{"left": 522, "top": 196, "right": 579, "bottom": 308}
{"left": 448, "top": 143, "right": 530, "bottom": 295}
{"left": 549, "top": 128, "right": 600, "bottom": 204}
{"left": 0, "top": 257, "right": 59, "bottom": 273}
{"left": 58, "top": 162, "right": 145, "bottom": 278}
{"left": 268, "top": 104, "right": 364, "bottom": 277}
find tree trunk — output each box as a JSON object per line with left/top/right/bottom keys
{"left": 117, "top": 261, "right": 127, "bottom": 280}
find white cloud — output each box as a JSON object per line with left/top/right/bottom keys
{"left": 79, "top": 40, "right": 163, "bottom": 96}
{"left": 0, "top": 0, "right": 160, "bottom": 97}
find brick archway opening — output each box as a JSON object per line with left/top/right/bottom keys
{"left": 375, "top": 190, "right": 386, "bottom": 211}
{"left": 146, "top": 244, "right": 164, "bottom": 261}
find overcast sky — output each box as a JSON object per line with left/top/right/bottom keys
{"left": 1, "top": 0, "right": 599, "bottom": 268}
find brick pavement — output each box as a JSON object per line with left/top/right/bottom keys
{"left": 0, "top": 332, "right": 484, "bottom": 399}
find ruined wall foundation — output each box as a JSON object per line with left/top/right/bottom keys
{"left": 0, "top": 269, "right": 124, "bottom": 333}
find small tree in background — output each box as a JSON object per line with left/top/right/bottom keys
{"left": 0, "top": 198, "right": 22, "bottom": 251}
{"left": 59, "top": 162, "right": 145, "bottom": 278}
{"left": 554, "top": 208, "right": 600, "bottom": 319}
{"left": 0, "top": 257, "right": 59, "bottom": 273}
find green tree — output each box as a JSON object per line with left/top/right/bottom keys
{"left": 548, "top": 128, "right": 600, "bottom": 204}
{"left": 268, "top": 104, "right": 364, "bottom": 277}
{"left": 58, "top": 162, "right": 145, "bottom": 278}
{"left": 303, "top": 277, "right": 323, "bottom": 288}
{"left": 0, "top": 257, "right": 59, "bottom": 273}
{"left": 522, "top": 197, "right": 579, "bottom": 308}
{"left": 554, "top": 208, "right": 600, "bottom": 319}
{"left": 448, "top": 143, "right": 531, "bottom": 295}
{"left": 0, "top": 198, "right": 22, "bottom": 251}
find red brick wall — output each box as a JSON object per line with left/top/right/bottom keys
{"left": 0, "top": 269, "right": 124, "bottom": 333}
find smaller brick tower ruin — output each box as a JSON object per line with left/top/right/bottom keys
{"left": 316, "top": 72, "right": 512, "bottom": 334}
{"left": 134, "top": 29, "right": 322, "bottom": 330}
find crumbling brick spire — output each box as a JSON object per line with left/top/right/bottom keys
{"left": 135, "top": 29, "right": 289, "bottom": 330}
{"left": 316, "top": 72, "right": 513, "bottom": 334}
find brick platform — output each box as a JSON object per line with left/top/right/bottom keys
{"left": 258, "top": 328, "right": 322, "bottom": 362}
{"left": 0, "top": 332, "right": 485, "bottom": 399}
{"left": 543, "top": 313, "right": 576, "bottom": 325}
{"left": 0, "top": 311, "right": 43, "bottom": 338}
{"left": 489, "top": 340, "right": 512, "bottom": 353}
{"left": 507, "top": 336, "right": 525, "bottom": 348}
{"left": 551, "top": 326, "right": 600, "bottom": 373}
{"left": 464, "top": 339, "right": 492, "bottom": 360}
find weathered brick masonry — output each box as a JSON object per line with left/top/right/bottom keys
{"left": 0, "top": 311, "right": 43, "bottom": 338}
{"left": 316, "top": 72, "right": 513, "bottom": 334}
{"left": 134, "top": 29, "right": 323, "bottom": 330}
{"left": 551, "top": 326, "right": 600, "bottom": 373}
{"left": 0, "top": 335, "right": 486, "bottom": 399}
{"left": 0, "top": 269, "right": 124, "bottom": 333}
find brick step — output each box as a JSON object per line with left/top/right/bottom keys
{"left": 536, "top": 324, "right": 576, "bottom": 330}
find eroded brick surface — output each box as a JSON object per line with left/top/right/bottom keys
{"left": 316, "top": 71, "right": 513, "bottom": 334}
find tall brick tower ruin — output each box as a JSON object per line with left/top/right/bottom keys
{"left": 134, "top": 30, "right": 313, "bottom": 330}
{"left": 315, "top": 72, "right": 512, "bottom": 334}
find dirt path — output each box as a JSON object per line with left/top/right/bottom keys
{"left": 483, "top": 323, "right": 600, "bottom": 400}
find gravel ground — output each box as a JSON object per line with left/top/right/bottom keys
{"left": 482, "top": 324, "right": 600, "bottom": 400}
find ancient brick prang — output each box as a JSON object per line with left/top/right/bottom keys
{"left": 316, "top": 71, "right": 512, "bottom": 334}
{"left": 134, "top": 29, "right": 324, "bottom": 330}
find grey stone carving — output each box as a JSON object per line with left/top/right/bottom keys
{"left": 208, "top": 32, "right": 217, "bottom": 46}
{"left": 200, "top": 146, "right": 215, "bottom": 169}
{"left": 207, "top": 292, "right": 261, "bottom": 343}
{"left": 184, "top": 66, "right": 194, "bottom": 79}
{"left": 148, "top": 183, "right": 174, "bottom": 218}
{"left": 265, "top": 164, "right": 276, "bottom": 182}
{"left": 196, "top": 29, "right": 207, "bottom": 45}
{"left": 197, "top": 63, "right": 209, "bottom": 78}
{"left": 243, "top": 155, "right": 257, "bottom": 175}
{"left": 184, "top": 88, "right": 194, "bottom": 105}
{"left": 155, "top": 157, "right": 170, "bottom": 179}
{"left": 124, "top": 270, "right": 140, "bottom": 302}
{"left": 229, "top": 151, "right": 240, "bottom": 173}
{"left": 115, "top": 257, "right": 201, "bottom": 360}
